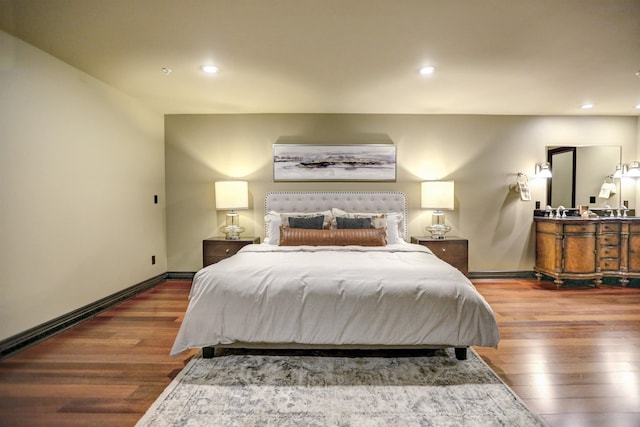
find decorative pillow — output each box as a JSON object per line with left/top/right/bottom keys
{"left": 264, "top": 210, "right": 333, "bottom": 245}
{"left": 288, "top": 215, "right": 325, "bottom": 229}
{"left": 336, "top": 216, "right": 372, "bottom": 229}
{"left": 279, "top": 227, "right": 387, "bottom": 246}
{"left": 280, "top": 210, "right": 332, "bottom": 229}
{"left": 331, "top": 208, "right": 405, "bottom": 245}
{"left": 330, "top": 208, "right": 386, "bottom": 229}
{"left": 331, "top": 208, "right": 404, "bottom": 244}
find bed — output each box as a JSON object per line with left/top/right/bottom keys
{"left": 170, "top": 191, "right": 500, "bottom": 360}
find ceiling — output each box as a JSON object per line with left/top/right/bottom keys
{"left": 1, "top": 0, "right": 639, "bottom": 116}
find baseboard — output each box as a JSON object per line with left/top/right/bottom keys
{"left": 167, "top": 271, "right": 196, "bottom": 280}
{"left": 0, "top": 273, "right": 168, "bottom": 360}
{"left": 469, "top": 270, "right": 537, "bottom": 280}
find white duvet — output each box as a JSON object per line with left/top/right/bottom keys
{"left": 170, "top": 243, "right": 500, "bottom": 356}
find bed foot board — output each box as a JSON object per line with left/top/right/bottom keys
{"left": 202, "top": 346, "right": 216, "bottom": 358}
{"left": 454, "top": 347, "right": 468, "bottom": 360}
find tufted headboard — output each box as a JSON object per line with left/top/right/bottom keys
{"left": 264, "top": 191, "right": 408, "bottom": 241}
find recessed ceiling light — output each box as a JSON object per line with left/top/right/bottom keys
{"left": 201, "top": 65, "right": 220, "bottom": 74}
{"left": 161, "top": 67, "right": 172, "bottom": 75}
{"left": 636, "top": 104, "right": 640, "bottom": 110}
{"left": 581, "top": 103, "right": 594, "bottom": 109}
{"left": 419, "top": 66, "right": 435, "bottom": 75}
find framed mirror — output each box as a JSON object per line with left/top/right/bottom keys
{"left": 546, "top": 145, "right": 621, "bottom": 208}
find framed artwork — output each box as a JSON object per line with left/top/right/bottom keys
{"left": 273, "top": 144, "right": 396, "bottom": 181}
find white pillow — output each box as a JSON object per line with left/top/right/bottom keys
{"left": 264, "top": 211, "right": 282, "bottom": 245}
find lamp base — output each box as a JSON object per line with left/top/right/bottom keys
{"left": 426, "top": 224, "right": 451, "bottom": 240}
{"left": 221, "top": 225, "right": 245, "bottom": 240}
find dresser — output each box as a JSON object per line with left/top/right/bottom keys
{"left": 534, "top": 217, "right": 640, "bottom": 287}
{"left": 411, "top": 236, "right": 469, "bottom": 277}
{"left": 202, "top": 237, "right": 260, "bottom": 267}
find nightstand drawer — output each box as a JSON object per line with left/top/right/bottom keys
{"left": 202, "top": 237, "right": 260, "bottom": 267}
{"left": 410, "top": 236, "right": 469, "bottom": 276}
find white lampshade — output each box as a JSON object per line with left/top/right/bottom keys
{"left": 215, "top": 181, "right": 249, "bottom": 210}
{"left": 626, "top": 161, "right": 640, "bottom": 177}
{"left": 421, "top": 181, "right": 454, "bottom": 210}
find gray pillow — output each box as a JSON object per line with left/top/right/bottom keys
{"left": 336, "top": 217, "right": 372, "bottom": 229}
{"left": 288, "top": 215, "right": 325, "bottom": 229}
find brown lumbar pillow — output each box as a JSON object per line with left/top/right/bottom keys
{"left": 279, "top": 226, "right": 387, "bottom": 246}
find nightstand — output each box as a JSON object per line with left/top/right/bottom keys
{"left": 202, "top": 237, "right": 260, "bottom": 267}
{"left": 410, "top": 236, "right": 469, "bottom": 276}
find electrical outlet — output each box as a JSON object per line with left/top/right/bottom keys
{"left": 151, "top": 255, "right": 156, "bottom": 265}
{"left": 535, "top": 201, "right": 541, "bottom": 209}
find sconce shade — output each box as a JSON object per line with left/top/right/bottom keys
{"left": 535, "top": 162, "right": 552, "bottom": 178}
{"left": 613, "top": 163, "right": 625, "bottom": 178}
{"left": 421, "top": 181, "right": 455, "bottom": 210}
{"left": 627, "top": 161, "right": 640, "bottom": 177}
{"left": 215, "top": 181, "right": 249, "bottom": 210}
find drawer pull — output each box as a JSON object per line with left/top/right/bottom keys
{"left": 441, "top": 248, "right": 446, "bottom": 253}
{"left": 225, "top": 249, "right": 230, "bottom": 254}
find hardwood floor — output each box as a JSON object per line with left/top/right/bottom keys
{"left": 0, "top": 281, "right": 197, "bottom": 427}
{"left": 0, "top": 278, "right": 638, "bottom": 426}
{"left": 474, "top": 279, "right": 640, "bottom": 427}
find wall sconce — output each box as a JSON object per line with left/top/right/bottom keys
{"left": 421, "top": 180, "right": 454, "bottom": 240}
{"left": 626, "top": 161, "right": 640, "bottom": 177}
{"left": 612, "top": 163, "right": 627, "bottom": 178}
{"left": 534, "top": 162, "right": 552, "bottom": 178}
{"left": 215, "top": 180, "right": 249, "bottom": 240}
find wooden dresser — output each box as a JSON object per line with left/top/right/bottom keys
{"left": 534, "top": 217, "right": 640, "bottom": 287}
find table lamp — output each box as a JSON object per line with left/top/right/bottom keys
{"left": 215, "top": 180, "right": 249, "bottom": 240}
{"left": 421, "top": 180, "right": 454, "bottom": 239}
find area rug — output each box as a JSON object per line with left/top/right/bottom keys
{"left": 137, "top": 348, "right": 546, "bottom": 426}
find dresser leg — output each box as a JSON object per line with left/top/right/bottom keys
{"left": 553, "top": 278, "right": 563, "bottom": 288}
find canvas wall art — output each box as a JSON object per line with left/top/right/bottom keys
{"left": 273, "top": 144, "right": 396, "bottom": 181}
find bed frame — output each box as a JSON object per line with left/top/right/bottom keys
{"left": 203, "top": 191, "right": 468, "bottom": 360}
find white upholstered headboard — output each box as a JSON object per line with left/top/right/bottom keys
{"left": 264, "top": 191, "right": 408, "bottom": 241}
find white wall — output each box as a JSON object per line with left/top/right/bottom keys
{"left": 0, "top": 31, "right": 166, "bottom": 341}
{"left": 165, "top": 114, "right": 637, "bottom": 273}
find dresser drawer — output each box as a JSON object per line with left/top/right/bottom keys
{"left": 598, "top": 246, "right": 619, "bottom": 258}
{"left": 600, "top": 222, "right": 621, "bottom": 233}
{"left": 564, "top": 223, "right": 596, "bottom": 233}
{"left": 599, "top": 259, "right": 620, "bottom": 271}
{"left": 598, "top": 234, "right": 620, "bottom": 246}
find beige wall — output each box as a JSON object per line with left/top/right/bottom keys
{"left": 165, "top": 114, "right": 638, "bottom": 273}
{"left": 0, "top": 31, "right": 166, "bottom": 341}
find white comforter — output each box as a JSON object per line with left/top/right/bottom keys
{"left": 170, "top": 243, "right": 500, "bottom": 356}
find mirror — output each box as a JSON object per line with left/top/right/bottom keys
{"left": 546, "top": 145, "right": 621, "bottom": 208}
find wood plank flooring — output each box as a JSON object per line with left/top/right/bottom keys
{"left": 473, "top": 279, "right": 640, "bottom": 427}
{"left": 0, "top": 279, "right": 639, "bottom": 426}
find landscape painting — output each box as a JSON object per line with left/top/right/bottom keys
{"left": 273, "top": 144, "right": 396, "bottom": 181}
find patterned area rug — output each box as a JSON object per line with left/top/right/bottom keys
{"left": 137, "top": 348, "right": 546, "bottom": 426}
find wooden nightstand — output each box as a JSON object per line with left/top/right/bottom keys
{"left": 411, "top": 236, "right": 469, "bottom": 276}
{"left": 202, "top": 237, "right": 260, "bottom": 267}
